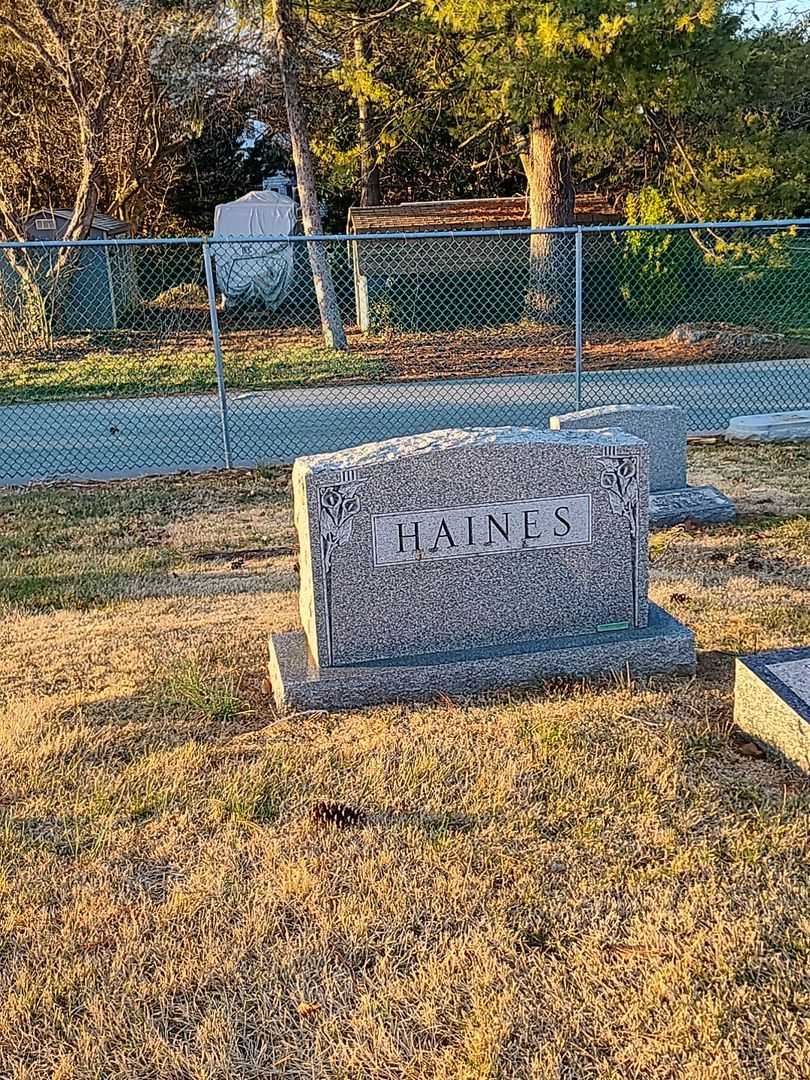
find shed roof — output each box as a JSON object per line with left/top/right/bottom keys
{"left": 347, "top": 194, "right": 621, "bottom": 234}
{"left": 25, "top": 209, "right": 133, "bottom": 236}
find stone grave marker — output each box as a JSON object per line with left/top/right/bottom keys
{"left": 727, "top": 410, "right": 810, "bottom": 442}
{"left": 268, "top": 426, "right": 696, "bottom": 710}
{"left": 549, "top": 404, "right": 735, "bottom": 528}
{"left": 735, "top": 647, "right": 810, "bottom": 771}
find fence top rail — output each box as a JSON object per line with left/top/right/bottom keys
{"left": 0, "top": 226, "right": 576, "bottom": 249}
{"left": 584, "top": 218, "right": 810, "bottom": 235}
{"left": 0, "top": 235, "right": 206, "bottom": 250}
{"left": 0, "top": 217, "right": 808, "bottom": 250}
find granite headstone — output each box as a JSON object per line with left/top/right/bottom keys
{"left": 550, "top": 404, "right": 735, "bottom": 528}
{"left": 268, "top": 427, "right": 696, "bottom": 710}
{"left": 551, "top": 405, "right": 686, "bottom": 491}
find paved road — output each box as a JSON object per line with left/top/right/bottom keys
{"left": 1, "top": 358, "right": 809, "bottom": 485}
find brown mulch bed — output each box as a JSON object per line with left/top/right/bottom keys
{"left": 9, "top": 321, "right": 810, "bottom": 382}
{"left": 353, "top": 324, "right": 810, "bottom": 381}
{"left": 212, "top": 322, "right": 810, "bottom": 381}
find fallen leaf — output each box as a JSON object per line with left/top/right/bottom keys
{"left": 297, "top": 1001, "right": 321, "bottom": 1019}
{"left": 735, "top": 740, "right": 766, "bottom": 759}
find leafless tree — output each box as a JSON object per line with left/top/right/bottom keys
{"left": 270, "top": 0, "right": 347, "bottom": 350}
{"left": 0, "top": 0, "right": 198, "bottom": 346}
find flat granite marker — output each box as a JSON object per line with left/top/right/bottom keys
{"left": 735, "top": 647, "right": 810, "bottom": 771}
{"left": 550, "top": 404, "right": 735, "bottom": 528}
{"left": 268, "top": 427, "right": 696, "bottom": 710}
{"left": 726, "top": 410, "right": 810, "bottom": 443}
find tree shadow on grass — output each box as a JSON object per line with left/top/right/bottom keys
{"left": 366, "top": 808, "right": 483, "bottom": 837}
{"left": 1, "top": 562, "right": 297, "bottom": 614}
{"left": 696, "top": 648, "right": 738, "bottom": 683}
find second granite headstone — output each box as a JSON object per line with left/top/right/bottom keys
{"left": 550, "top": 404, "right": 735, "bottom": 528}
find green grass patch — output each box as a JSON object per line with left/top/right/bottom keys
{"left": 0, "top": 343, "right": 385, "bottom": 403}
{"left": 210, "top": 755, "right": 294, "bottom": 825}
{"left": 160, "top": 655, "right": 246, "bottom": 724}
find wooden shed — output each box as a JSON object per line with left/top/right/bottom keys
{"left": 346, "top": 195, "right": 621, "bottom": 331}
{"left": 19, "top": 209, "right": 138, "bottom": 331}
{"left": 25, "top": 209, "right": 133, "bottom": 242}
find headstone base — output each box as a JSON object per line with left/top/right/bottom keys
{"left": 734, "top": 648, "right": 810, "bottom": 771}
{"left": 649, "top": 485, "right": 736, "bottom": 529}
{"left": 268, "top": 604, "right": 696, "bottom": 712}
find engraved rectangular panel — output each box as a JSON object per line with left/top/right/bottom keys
{"left": 371, "top": 494, "right": 592, "bottom": 566}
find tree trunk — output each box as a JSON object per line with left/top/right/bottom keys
{"left": 519, "top": 117, "right": 575, "bottom": 322}
{"left": 272, "top": 0, "right": 347, "bottom": 350}
{"left": 353, "top": 18, "right": 382, "bottom": 207}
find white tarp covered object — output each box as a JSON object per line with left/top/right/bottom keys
{"left": 213, "top": 190, "right": 297, "bottom": 308}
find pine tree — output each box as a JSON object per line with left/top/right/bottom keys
{"left": 425, "top": 0, "right": 743, "bottom": 312}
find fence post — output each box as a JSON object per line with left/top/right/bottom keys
{"left": 202, "top": 239, "right": 233, "bottom": 469}
{"left": 574, "top": 226, "right": 583, "bottom": 411}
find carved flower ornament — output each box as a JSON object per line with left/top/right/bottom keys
{"left": 317, "top": 471, "right": 368, "bottom": 666}
{"left": 319, "top": 478, "right": 365, "bottom": 572}
{"left": 599, "top": 454, "right": 639, "bottom": 530}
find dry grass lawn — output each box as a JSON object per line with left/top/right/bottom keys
{"left": 1, "top": 443, "right": 809, "bottom": 1079}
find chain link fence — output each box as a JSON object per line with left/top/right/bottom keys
{"left": 581, "top": 221, "right": 810, "bottom": 427}
{"left": 1, "top": 220, "right": 808, "bottom": 484}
